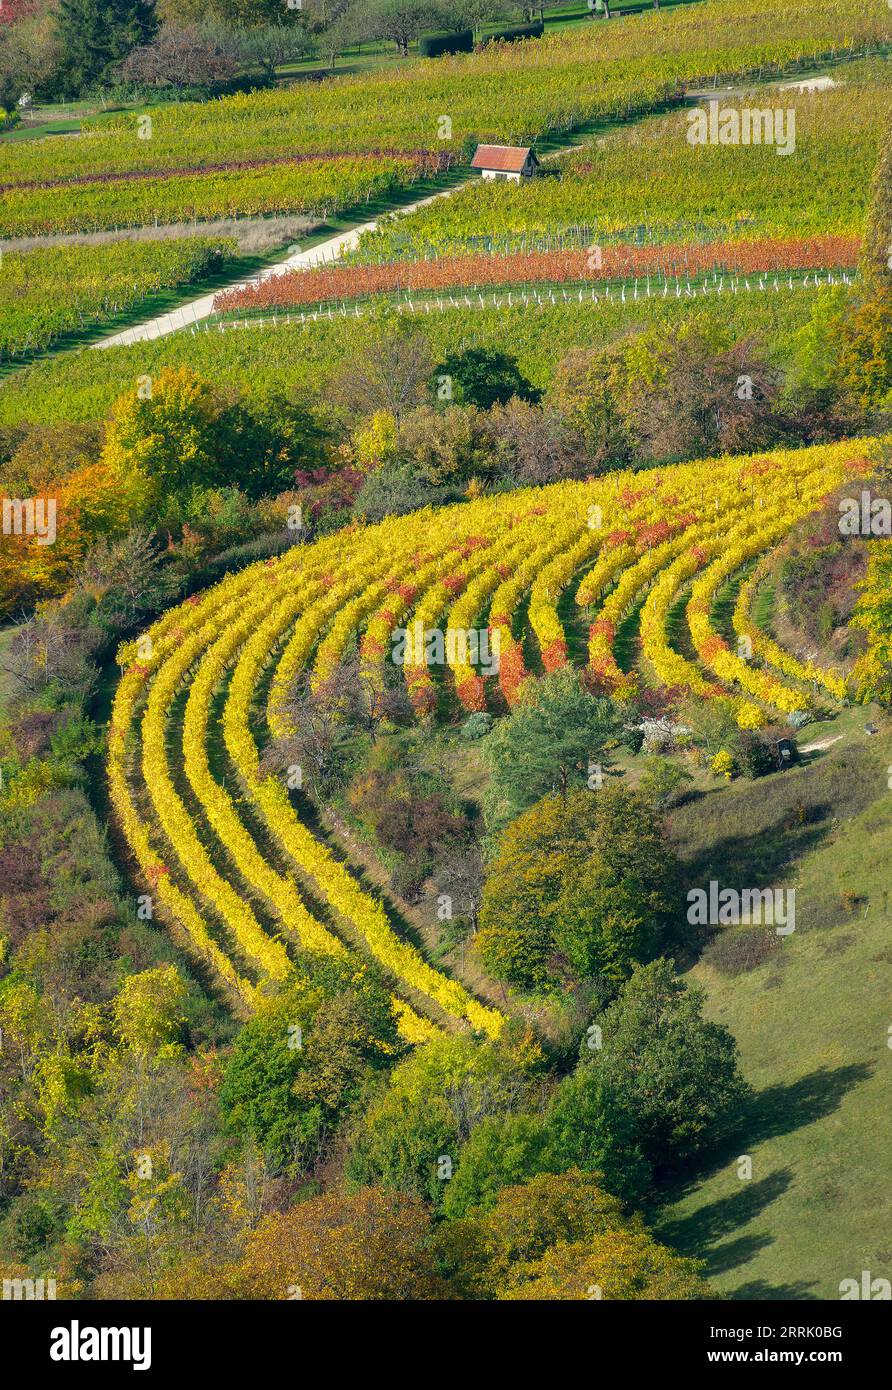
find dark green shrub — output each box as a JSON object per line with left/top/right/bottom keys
{"left": 735, "top": 730, "right": 778, "bottom": 778}
{"left": 390, "top": 858, "right": 426, "bottom": 903}
{"left": 419, "top": 29, "right": 473, "bottom": 57}
{"left": 702, "top": 927, "right": 776, "bottom": 976}
{"left": 352, "top": 461, "right": 443, "bottom": 523}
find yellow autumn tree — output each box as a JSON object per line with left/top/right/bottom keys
{"left": 501, "top": 1228, "right": 711, "bottom": 1300}
{"left": 99, "top": 366, "right": 225, "bottom": 513}
{"left": 435, "top": 1168, "right": 709, "bottom": 1300}
{"left": 112, "top": 965, "right": 188, "bottom": 1059}
{"left": 352, "top": 409, "right": 398, "bottom": 472}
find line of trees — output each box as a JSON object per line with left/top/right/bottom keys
{"left": 0, "top": 0, "right": 534, "bottom": 103}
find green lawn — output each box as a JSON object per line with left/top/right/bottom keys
{"left": 655, "top": 717, "right": 892, "bottom": 1299}
{"left": 0, "top": 96, "right": 171, "bottom": 144}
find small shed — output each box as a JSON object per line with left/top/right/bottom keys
{"left": 471, "top": 144, "right": 539, "bottom": 182}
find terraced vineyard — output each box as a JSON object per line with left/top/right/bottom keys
{"left": 109, "top": 437, "right": 876, "bottom": 1033}
{"left": 355, "top": 68, "right": 892, "bottom": 260}
{"left": 0, "top": 152, "right": 441, "bottom": 239}
{"left": 0, "top": 237, "right": 236, "bottom": 358}
{"left": 3, "top": 0, "right": 883, "bottom": 187}
{"left": 1, "top": 0, "right": 886, "bottom": 242}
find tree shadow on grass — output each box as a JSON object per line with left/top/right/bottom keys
{"left": 731, "top": 1279, "right": 820, "bottom": 1300}
{"left": 670, "top": 805, "right": 845, "bottom": 967}
{"left": 651, "top": 1064, "right": 871, "bottom": 1295}
{"left": 662, "top": 1062, "right": 873, "bottom": 1202}
{"left": 656, "top": 1170, "right": 823, "bottom": 1296}
{"left": 657, "top": 1168, "right": 792, "bottom": 1258}
{"left": 680, "top": 817, "right": 829, "bottom": 891}
{"left": 704, "top": 1235, "right": 777, "bottom": 1280}
{"left": 671, "top": 742, "right": 885, "bottom": 893}
{"left": 742, "top": 1063, "right": 872, "bottom": 1148}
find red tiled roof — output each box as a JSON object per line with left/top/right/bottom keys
{"left": 470, "top": 144, "right": 536, "bottom": 172}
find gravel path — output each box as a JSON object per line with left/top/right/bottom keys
{"left": 91, "top": 186, "right": 459, "bottom": 350}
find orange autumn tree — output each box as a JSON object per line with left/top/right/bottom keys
{"left": 0, "top": 462, "right": 131, "bottom": 617}
{"left": 0, "top": 368, "right": 232, "bottom": 616}
{"left": 0, "top": 411, "right": 154, "bottom": 615}
{"left": 231, "top": 1188, "right": 448, "bottom": 1300}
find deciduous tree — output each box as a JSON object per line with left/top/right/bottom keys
{"left": 235, "top": 1187, "right": 447, "bottom": 1299}
{"left": 569, "top": 958, "right": 751, "bottom": 1168}
{"left": 502, "top": 1227, "right": 711, "bottom": 1300}
{"left": 482, "top": 667, "right": 625, "bottom": 830}
{"left": 477, "top": 785, "right": 679, "bottom": 989}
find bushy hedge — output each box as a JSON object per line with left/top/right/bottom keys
{"left": 419, "top": 30, "right": 474, "bottom": 58}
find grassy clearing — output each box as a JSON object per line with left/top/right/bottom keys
{"left": 654, "top": 716, "right": 892, "bottom": 1298}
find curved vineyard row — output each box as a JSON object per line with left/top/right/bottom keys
{"left": 733, "top": 552, "right": 849, "bottom": 699}
{"left": 109, "top": 438, "right": 877, "bottom": 1037}
{"left": 581, "top": 440, "right": 872, "bottom": 719}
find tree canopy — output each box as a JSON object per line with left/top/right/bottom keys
{"left": 564, "top": 958, "right": 751, "bottom": 1170}
{"left": 477, "top": 785, "right": 679, "bottom": 990}
{"left": 220, "top": 955, "right": 402, "bottom": 1173}
{"left": 482, "top": 667, "right": 627, "bottom": 831}
{"left": 55, "top": 0, "right": 157, "bottom": 95}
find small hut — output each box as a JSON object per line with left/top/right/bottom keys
{"left": 470, "top": 145, "right": 539, "bottom": 183}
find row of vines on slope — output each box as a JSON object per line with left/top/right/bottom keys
{"left": 108, "top": 439, "right": 879, "bottom": 1038}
